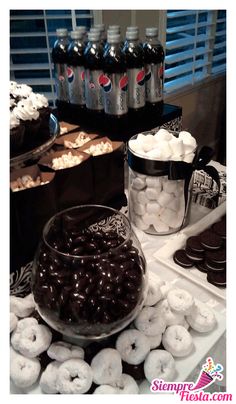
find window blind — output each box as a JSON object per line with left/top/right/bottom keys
{"left": 10, "top": 10, "right": 93, "bottom": 106}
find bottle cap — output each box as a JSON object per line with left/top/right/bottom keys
{"left": 90, "top": 27, "right": 101, "bottom": 34}
{"left": 145, "top": 27, "right": 158, "bottom": 37}
{"left": 126, "top": 30, "right": 139, "bottom": 40}
{"left": 75, "top": 26, "right": 87, "bottom": 34}
{"left": 107, "top": 33, "right": 121, "bottom": 44}
{"left": 107, "top": 28, "right": 120, "bottom": 35}
{"left": 70, "top": 30, "right": 84, "bottom": 40}
{"left": 126, "top": 26, "right": 139, "bottom": 32}
{"left": 56, "top": 28, "right": 68, "bottom": 37}
{"left": 108, "top": 25, "right": 120, "bottom": 31}
{"left": 88, "top": 31, "right": 100, "bottom": 41}
{"left": 94, "top": 24, "right": 105, "bottom": 32}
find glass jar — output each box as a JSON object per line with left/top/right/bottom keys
{"left": 31, "top": 205, "right": 147, "bottom": 340}
{"left": 128, "top": 131, "right": 195, "bottom": 235}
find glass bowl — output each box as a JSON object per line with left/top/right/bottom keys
{"left": 32, "top": 205, "right": 147, "bottom": 340}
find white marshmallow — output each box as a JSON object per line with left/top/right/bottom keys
{"left": 134, "top": 216, "right": 150, "bottom": 231}
{"left": 143, "top": 213, "right": 158, "bottom": 226}
{"left": 146, "top": 176, "right": 163, "bottom": 188}
{"left": 142, "top": 134, "right": 156, "bottom": 152}
{"left": 145, "top": 187, "right": 161, "bottom": 200}
{"left": 132, "top": 177, "right": 146, "bottom": 190}
{"left": 158, "top": 141, "right": 173, "bottom": 160}
{"left": 179, "top": 131, "right": 197, "bottom": 153}
{"left": 169, "top": 137, "right": 184, "bottom": 156}
{"left": 146, "top": 202, "right": 162, "bottom": 214}
{"left": 159, "top": 208, "right": 177, "bottom": 227}
{"left": 137, "top": 190, "right": 149, "bottom": 204}
{"left": 128, "top": 139, "right": 143, "bottom": 155}
{"left": 167, "top": 197, "right": 180, "bottom": 212}
{"left": 145, "top": 148, "right": 163, "bottom": 159}
{"left": 133, "top": 203, "right": 146, "bottom": 216}
{"left": 153, "top": 218, "right": 170, "bottom": 233}
{"left": 163, "top": 180, "right": 177, "bottom": 194}
{"left": 171, "top": 213, "right": 184, "bottom": 229}
{"left": 154, "top": 129, "right": 173, "bottom": 142}
{"left": 183, "top": 153, "right": 195, "bottom": 163}
{"left": 137, "top": 133, "right": 147, "bottom": 143}
{"left": 157, "top": 191, "right": 173, "bottom": 207}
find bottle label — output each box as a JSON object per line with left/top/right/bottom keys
{"left": 84, "top": 69, "right": 104, "bottom": 110}
{"left": 101, "top": 73, "right": 128, "bottom": 115}
{"left": 145, "top": 62, "right": 164, "bottom": 103}
{"left": 54, "top": 63, "right": 69, "bottom": 101}
{"left": 67, "top": 65, "right": 85, "bottom": 105}
{"left": 127, "top": 68, "right": 146, "bottom": 109}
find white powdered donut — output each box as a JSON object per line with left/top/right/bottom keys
{"left": 147, "top": 333, "right": 162, "bottom": 349}
{"left": 39, "top": 361, "right": 60, "bottom": 394}
{"left": 10, "top": 348, "right": 41, "bottom": 388}
{"left": 144, "top": 349, "right": 176, "bottom": 382}
{"left": 167, "top": 288, "right": 194, "bottom": 315}
{"left": 11, "top": 323, "right": 52, "bottom": 358}
{"left": 10, "top": 295, "right": 35, "bottom": 318}
{"left": 145, "top": 276, "right": 163, "bottom": 306}
{"left": 139, "top": 379, "right": 152, "bottom": 394}
{"left": 186, "top": 301, "right": 217, "bottom": 333}
{"left": 116, "top": 329, "right": 150, "bottom": 365}
{"left": 10, "top": 312, "right": 18, "bottom": 333}
{"left": 111, "top": 373, "right": 139, "bottom": 394}
{"left": 47, "top": 341, "right": 84, "bottom": 362}
{"left": 56, "top": 359, "right": 93, "bottom": 394}
{"left": 11, "top": 317, "right": 38, "bottom": 349}
{"left": 134, "top": 306, "right": 166, "bottom": 336}
{"left": 94, "top": 385, "right": 120, "bottom": 394}
{"left": 182, "top": 318, "right": 190, "bottom": 330}
{"left": 91, "top": 348, "right": 122, "bottom": 385}
{"left": 160, "top": 281, "right": 174, "bottom": 298}
{"left": 155, "top": 299, "right": 185, "bottom": 326}
{"left": 162, "top": 325, "right": 193, "bottom": 357}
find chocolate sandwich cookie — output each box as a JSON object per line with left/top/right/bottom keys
{"left": 207, "top": 270, "right": 226, "bottom": 287}
{"left": 173, "top": 249, "right": 194, "bottom": 269}
{"left": 205, "top": 248, "right": 226, "bottom": 266}
{"left": 186, "top": 236, "right": 205, "bottom": 253}
{"left": 212, "top": 218, "right": 226, "bottom": 239}
{"left": 185, "top": 246, "right": 204, "bottom": 262}
{"left": 200, "top": 230, "right": 222, "bottom": 250}
{"left": 196, "top": 261, "right": 208, "bottom": 273}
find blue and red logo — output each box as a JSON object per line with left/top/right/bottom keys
{"left": 59, "top": 75, "right": 65, "bottom": 82}
{"left": 67, "top": 67, "right": 74, "bottom": 83}
{"left": 145, "top": 67, "right": 151, "bottom": 82}
{"left": 119, "top": 75, "right": 128, "bottom": 92}
{"left": 99, "top": 75, "right": 112, "bottom": 92}
{"left": 136, "top": 70, "right": 145, "bottom": 86}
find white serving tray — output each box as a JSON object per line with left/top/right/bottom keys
{"left": 10, "top": 270, "right": 226, "bottom": 394}
{"left": 153, "top": 202, "right": 226, "bottom": 301}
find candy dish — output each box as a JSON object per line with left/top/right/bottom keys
{"left": 32, "top": 205, "right": 147, "bottom": 340}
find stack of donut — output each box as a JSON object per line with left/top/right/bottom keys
{"left": 10, "top": 275, "right": 217, "bottom": 394}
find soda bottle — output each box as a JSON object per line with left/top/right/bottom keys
{"left": 84, "top": 31, "right": 104, "bottom": 122}
{"left": 52, "top": 28, "right": 70, "bottom": 104}
{"left": 103, "top": 26, "right": 121, "bottom": 52}
{"left": 102, "top": 33, "right": 128, "bottom": 119}
{"left": 143, "top": 27, "right": 165, "bottom": 110}
{"left": 67, "top": 30, "right": 85, "bottom": 111}
{"left": 122, "top": 30, "right": 145, "bottom": 112}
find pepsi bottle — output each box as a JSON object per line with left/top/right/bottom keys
{"left": 84, "top": 31, "right": 104, "bottom": 123}
{"left": 75, "top": 26, "right": 88, "bottom": 45}
{"left": 67, "top": 30, "right": 85, "bottom": 111}
{"left": 122, "top": 30, "right": 146, "bottom": 112}
{"left": 143, "top": 27, "right": 165, "bottom": 112}
{"left": 102, "top": 33, "right": 128, "bottom": 122}
{"left": 52, "top": 29, "right": 70, "bottom": 105}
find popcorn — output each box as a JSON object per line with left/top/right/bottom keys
{"left": 64, "top": 132, "right": 91, "bottom": 149}
{"left": 52, "top": 152, "right": 83, "bottom": 170}
{"left": 10, "top": 175, "right": 49, "bottom": 192}
{"left": 84, "top": 141, "right": 113, "bottom": 156}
